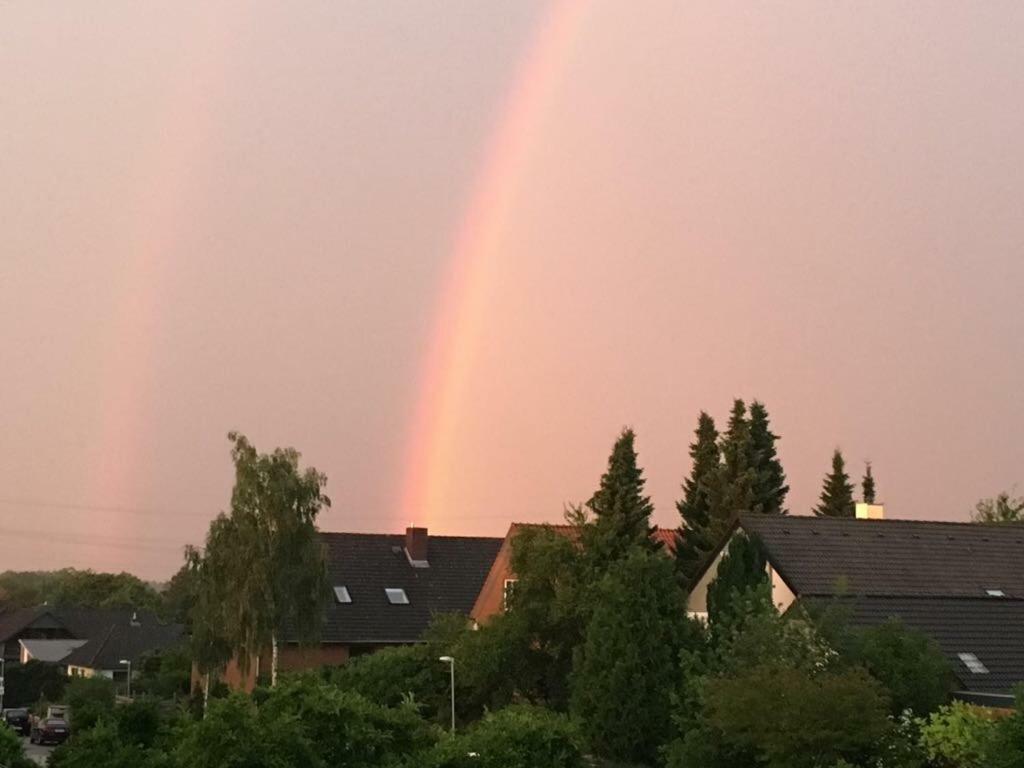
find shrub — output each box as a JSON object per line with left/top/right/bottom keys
{"left": 919, "top": 700, "right": 996, "bottom": 767}
{"left": 984, "top": 690, "right": 1024, "bottom": 768}
{"left": 65, "top": 675, "right": 116, "bottom": 732}
{"left": 48, "top": 719, "right": 172, "bottom": 768}
{"left": 421, "top": 705, "right": 583, "bottom": 768}
{"left": 0, "top": 724, "right": 35, "bottom": 768}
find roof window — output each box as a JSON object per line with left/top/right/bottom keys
{"left": 333, "top": 586, "right": 352, "bottom": 604}
{"left": 986, "top": 589, "right": 1006, "bottom": 597}
{"left": 385, "top": 588, "right": 409, "bottom": 605}
{"left": 958, "top": 653, "right": 989, "bottom": 674}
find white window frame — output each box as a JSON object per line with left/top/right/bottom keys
{"left": 385, "top": 588, "right": 410, "bottom": 605}
{"left": 333, "top": 586, "right": 352, "bottom": 604}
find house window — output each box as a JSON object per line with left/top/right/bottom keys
{"left": 333, "top": 586, "right": 352, "bottom": 604}
{"left": 985, "top": 589, "right": 1006, "bottom": 597}
{"left": 958, "top": 653, "right": 989, "bottom": 674}
{"left": 503, "top": 579, "right": 518, "bottom": 611}
{"left": 385, "top": 588, "right": 409, "bottom": 605}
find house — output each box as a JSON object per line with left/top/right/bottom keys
{"left": 219, "top": 527, "right": 504, "bottom": 690}
{"left": 0, "top": 606, "right": 185, "bottom": 684}
{"left": 686, "top": 511, "right": 1024, "bottom": 706}
{"left": 63, "top": 613, "right": 186, "bottom": 681}
{"left": 471, "top": 523, "right": 679, "bottom": 625}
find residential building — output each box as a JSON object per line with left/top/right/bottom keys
{"left": 219, "top": 527, "right": 503, "bottom": 690}
{"left": 686, "top": 512, "right": 1024, "bottom": 706}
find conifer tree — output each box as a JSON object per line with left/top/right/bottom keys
{"left": 706, "top": 400, "right": 756, "bottom": 525}
{"left": 862, "top": 462, "right": 876, "bottom": 504}
{"left": 675, "top": 412, "right": 721, "bottom": 587}
{"left": 814, "top": 449, "right": 855, "bottom": 517}
{"left": 584, "top": 429, "right": 658, "bottom": 567}
{"left": 748, "top": 401, "right": 789, "bottom": 515}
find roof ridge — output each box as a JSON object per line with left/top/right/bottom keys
{"left": 740, "top": 513, "right": 1024, "bottom": 528}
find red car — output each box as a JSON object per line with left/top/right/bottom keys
{"left": 30, "top": 717, "right": 70, "bottom": 746}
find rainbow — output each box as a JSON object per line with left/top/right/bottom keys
{"left": 399, "top": 0, "right": 588, "bottom": 528}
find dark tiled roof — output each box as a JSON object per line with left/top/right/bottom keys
{"left": 0, "top": 607, "right": 52, "bottom": 642}
{"left": 62, "top": 613, "right": 185, "bottom": 670}
{"left": 312, "top": 532, "right": 503, "bottom": 644}
{"left": 739, "top": 514, "right": 1024, "bottom": 598}
{"left": 810, "top": 596, "right": 1024, "bottom": 698}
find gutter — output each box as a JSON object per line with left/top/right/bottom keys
{"left": 953, "top": 690, "right": 1016, "bottom": 708}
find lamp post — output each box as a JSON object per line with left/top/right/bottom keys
{"left": 1, "top": 657, "right": 6, "bottom": 713}
{"left": 120, "top": 659, "right": 132, "bottom": 699}
{"left": 438, "top": 656, "right": 455, "bottom": 733}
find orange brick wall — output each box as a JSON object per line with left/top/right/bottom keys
{"left": 194, "top": 643, "right": 352, "bottom": 693}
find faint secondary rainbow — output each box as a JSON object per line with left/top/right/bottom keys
{"left": 399, "top": 0, "right": 588, "bottom": 528}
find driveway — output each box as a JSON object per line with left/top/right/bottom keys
{"left": 22, "top": 736, "right": 53, "bottom": 766}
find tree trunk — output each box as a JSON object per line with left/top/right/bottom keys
{"left": 271, "top": 632, "right": 279, "bottom": 688}
{"left": 203, "top": 673, "right": 210, "bottom": 719}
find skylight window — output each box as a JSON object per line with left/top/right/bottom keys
{"left": 986, "top": 589, "right": 1006, "bottom": 597}
{"left": 385, "top": 588, "right": 409, "bottom": 605}
{"left": 958, "top": 653, "right": 989, "bottom": 674}
{"left": 333, "top": 586, "right": 352, "bottom": 604}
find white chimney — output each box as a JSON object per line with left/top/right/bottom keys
{"left": 855, "top": 503, "right": 885, "bottom": 520}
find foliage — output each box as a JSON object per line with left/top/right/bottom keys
{"left": 189, "top": 432, "right": 330, "bottom": 685}
{"left": 852, "top": 619, "right": 953, "bottom": 716}
{"left": 0, "top": 569, "right": 161, "bottom": 610}
{"left": 259, "top": 674, "right": 438, "bottom": 767}
{"left": 0, "top": 724, "right": 35, "bottom": 768}
{"left": 971, "top": 490, "right": 1024, "bottom": 523}
{"left": 706, "top": 400, "right": 756, "bottom": 525}
{"left": 919, "top": 701, "right": 997, "bottom": 768}
{"left": 159, "top": 562, "right": 198, "bottom": 625}
{"left": 133, "top": 645, "right": 192, "bottom": 700}
{"left": 669, "top": 663, "right": 891, "bottom": 768}
{"left": 814, "top": 449, "right": 855, "bottom": 517}
{"left": 420, "top": 705, "right": 583, "bottom": 768}
{"left": 0, "top": 658, "right": 66, "bottom": 708}
{"left": 985, "top": 690, "right": 1024, "bottom": 768}
{"left": 675, "top": 411, "right": 721, "bottom": 587}
{"left": 582, "top": 429, "right": 659, "bottom": 569}
{"left": 862, "top": 462, "right": 877, "bottom": 504}
{"left": 747, "top": 401, "right": 789, "bottom": 515}
{"left": 332, "top": 644, "right": 448, "bottom": 714}
{"left": 173, "top": 693, "right": 318, "bottom": 768}
{"left": 705, "top": 532, "right": 768, "bottom": 628}
{"left": 65, "top": 675, "right": 116, "bottom": 731}
{"left": 570, "top": 549, "right": 699, "bottom": 765}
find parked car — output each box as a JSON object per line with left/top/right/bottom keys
{"left": 30, "top": 716, "right": 70, "bottom": 746}
{"left": 2, "top": 708, "right": 31, "bottom": 737}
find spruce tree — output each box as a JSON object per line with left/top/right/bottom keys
{"left": 814, "top": 449, "right": 855, "bottom": 517}
{"left": 862, "top": 462, "right": 876, "bottom": 504}
{"left": 675, "top": 412, "right": 721, "bottom": 587}
{"left": 706, "top": 400, "right": 756, "bottom": 526}
{"left": 748, "top": 401, "right": 789, "bottom": 515}
{"left": 584, "top": 429, "right": 658, "bottom": 567}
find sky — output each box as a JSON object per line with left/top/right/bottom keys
{"left": 2, "top": 1, "right": 1023, "bottom": 580}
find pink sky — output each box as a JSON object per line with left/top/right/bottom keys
{"left": 2, "top": 1, "right": 1024, "bottom": 580}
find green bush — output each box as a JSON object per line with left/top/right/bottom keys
{"left": 65, "top": 675, "right": 117, "bottom": 732}
{"left": 919, "top": 700, "right": 996, "bottom": 767}
{"left": 2, "top": 659, "right": 67, "bottom": 708}
{"left": 0, "top": 724, "right": 35, "bottom": 768}
{"left": 260, "top": 674, "right": 437, "bottom": 767}
{"left": 421, "top": 705, "right": 583, "bottom": 768}
{"left": 985, "top": 690, "right": 1024, "bottom": 768}
{"left": 48, "top": 719, "right": 172, "bottom": 768}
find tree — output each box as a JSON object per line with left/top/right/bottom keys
{"left": 582, "top": 429, "right": 658, "bottom": 567}
{"left": 852, "top": 619, "right": 954, "bottom": 716}
{"left": 814, "top": 449, "right": 855, "bottom": 517}
{"left": 705, "top": 533, "right": 768, "bottom": 628}
{"left": 65, "top": 676, "right": 116, "bottom": 732}
{"left": 862, "top": 461, "right": 877, "bottom": 504}
{"left": 706, "top": 400, "right": 756, "bottom": 525}
{"left": 747, "top": 401, "right": 788, "bottom": 515}
{"left": 194, "top": 433, "right": 330, "bottom": 687}
{"left": 0, "top": 569, "right": 161, "bottom": 610}
{"left": 971, "top": 491, "right": 1024, "bottom": 524}
{"left": 0, "top": 725, "right": 35, "bottom": 768}
{"left": 675, "top": 412, "right": 721, "bottom": 587}
{"left": 570, "top": 549, "right": 698, "bottom": 765}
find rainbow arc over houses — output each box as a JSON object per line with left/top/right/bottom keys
{"left": 398, "top": 0, "right": 588, "bottom": 529}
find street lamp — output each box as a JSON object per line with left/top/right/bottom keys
{"left": 120, "top": 659, "right": 132, "bottom": 698}
{"left": 438, "top": 656, "right": 455, "bottom": 733}
{"left": 1, "top": 657, "right": 6, "bottom": 713}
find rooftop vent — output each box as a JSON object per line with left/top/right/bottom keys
{"left": 405, "top": 527, "right": 429, "bottom": 568}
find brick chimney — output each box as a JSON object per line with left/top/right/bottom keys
{"left": 405, "top": 527, "right": 429, "bottom": 567}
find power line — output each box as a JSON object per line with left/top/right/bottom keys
{"left": 0, "top": 497, "right": 213, "bottom": 520}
